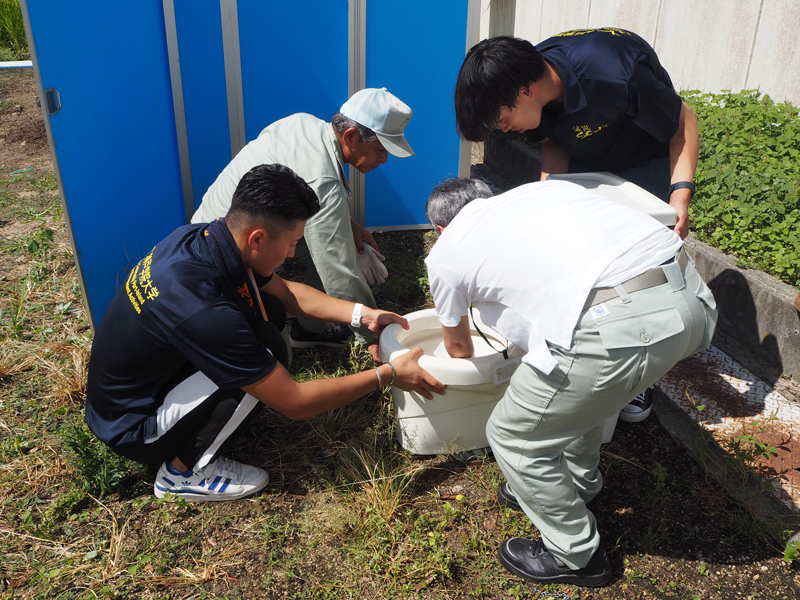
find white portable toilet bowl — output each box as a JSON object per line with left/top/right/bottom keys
{"left": 546, "top": 172, "right": 678, "bottom": 227}
{"left": 379, "top": 308, "right": 524, "bottom": 455}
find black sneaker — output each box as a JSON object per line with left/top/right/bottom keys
{"left": 619, "top": 385, "right": 655, "bottom": 423}
{"left": 451, "top": 446, "right": 493, "bottom": 462}
{"left": 289, "top": 322, "right": 353, "bottom": 349}
{"left": 498, "top": 482, "right": 600, "bottom": 515}
{"left": 498, "top": 537, "right": 612, "bottom": 588}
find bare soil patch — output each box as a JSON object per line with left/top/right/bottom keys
{"left": 0, "top": 68, "right": 51, "bottom": 171}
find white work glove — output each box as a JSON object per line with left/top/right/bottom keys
{"left": 356, "top": 244, "right": 388, "bottom": 285}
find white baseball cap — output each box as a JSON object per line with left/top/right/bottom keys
{"left": 340, "top": 87, "right": 414, "bottom": 158}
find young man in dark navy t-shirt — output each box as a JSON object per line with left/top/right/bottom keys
{"left": 454, "top": 28, "right": 699, "bottom": 424}
{"left": 86, "top": 164, "right": 444, "bottom": 502}
{"left": 455, "top": 28, "right": 698, "bottom": 239}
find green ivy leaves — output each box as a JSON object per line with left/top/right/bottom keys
{"left": 684, "top": 90, "right": 800, "bottom": 287}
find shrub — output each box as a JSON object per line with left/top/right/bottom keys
{"left": 0, "top": 0, "right": 27, "bottom": 59}
{"left": 684, "top": 90, "right": 800, "bottom": 288}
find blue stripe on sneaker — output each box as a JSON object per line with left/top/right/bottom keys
{"left": 155, "top": 483, "right": 209, "bottom": 496}
{"left": 161, "top": 476, "right": 175, "bottom": 486}
{"left": 209, "top": 476, "right": 222, "bottom": 491}
{"left": 218, "top": 478, "right": 231, "bottom": 494}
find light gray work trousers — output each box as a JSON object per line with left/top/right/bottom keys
{"left": 486, "top": 254, "right": 717, "bottom": 570}
{"left": 293, "top": 189, "right": 377, "bottom": 343}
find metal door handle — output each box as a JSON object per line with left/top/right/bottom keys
{"left": 44, "top": 88, "right": 61, "bottom": 115}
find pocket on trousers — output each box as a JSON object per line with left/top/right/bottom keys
{"left": 595, "top": 307, "right": 685, "bottom": 350}
{"left": 592, "top": 307, "right": 685, "bottom": 395}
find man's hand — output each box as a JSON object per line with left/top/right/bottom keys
{"left": 367, "top": 340, "right": 382, "bottom": 363}
{"left": 361, "top": 307, "right": 409, "bottom": 335}
{"left": 390, "top": 346, "right": 446, "bottom": 400}
{"left": 356, "top": 245, "right": 388, "bottom": 285}
{"left": 669, "top": 189, "right": 691, "bottom": 240}
{"left": 351, "top": 218, "right": 379, "bottom": 253}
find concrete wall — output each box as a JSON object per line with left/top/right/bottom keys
{"left": 480, "top": 0, "right": 800, "bottom": 104}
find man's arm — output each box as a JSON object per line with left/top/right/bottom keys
{"left": 242, "top": 346, "right": 445, "bottom": 420}
{"left": 262, "top": 274, "right": 404, "bottom": 335}
{"left": 539, "top": 138, "right": 571, "bottom": 181}
{"left": 351, "top": 218, "right": 380, "bottom": 253}
{"left": 441, "top": 316, "right": 474, "bottom": 358}
{"left": 668, "top": 101, "right": 699, "bottom": 240}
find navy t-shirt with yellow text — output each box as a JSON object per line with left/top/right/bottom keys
{"left": 85, "top": 224, "right": 277, "bottom": 449}
{"left": 526, "top": 28, "right": 683, "bottom": 171}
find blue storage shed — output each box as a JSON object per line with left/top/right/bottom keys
{"left": 21, "top": 0, "right": 480, "bottom": 328}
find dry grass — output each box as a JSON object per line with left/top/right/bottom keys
{"left": 0, "top": 340, "right": 36, "bottom": 379}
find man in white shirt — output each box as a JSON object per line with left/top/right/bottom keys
{"left": 424, "top": 178, "right": 717, "bottom": 587}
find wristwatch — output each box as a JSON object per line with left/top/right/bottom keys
{"left": 351, "top": 303, "right": 364, "bottom": 328}
{"left": 669, "top": 181, "right": 696, "bottom": 198}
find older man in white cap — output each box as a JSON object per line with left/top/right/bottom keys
{"left": 192, "top": 88, "right": 414, "bottom": 359}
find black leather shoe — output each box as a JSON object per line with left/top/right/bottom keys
{"left": 498, "top": 537, "right": 612, "bottom": 587}
{"left": 498, "top": 482, "right": 601, "bottom": 515}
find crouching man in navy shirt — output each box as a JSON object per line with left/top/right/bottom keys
{"left": 424, "top": 178, "right": 716, "bottom": 587}
{"left": 454, "top": 28, "right": 700, "bottom": 423}
{"left": 85, "top": 164, "right": 445, "bottom": 502}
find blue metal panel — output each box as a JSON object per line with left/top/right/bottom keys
{"left": 365, "top": 0, "right": 468, "bottom": 228}
{"left": 25, "top": 1, "right": 184, "bottom": 325}
{"left": 238, "top": 1, "right": 348, "bottom": 143}
{"left": 173, "top": 1, "right": 231, "bottom": 210}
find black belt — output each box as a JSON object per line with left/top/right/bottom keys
{"left": 583, "top": 248, "right": 689, "bottom": 310}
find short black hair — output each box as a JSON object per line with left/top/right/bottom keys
{"left": 454, "top": 36, "right": 546, "bottom": 142}
{"left": 226, "top": 164, "right": 320, "bottom": 237}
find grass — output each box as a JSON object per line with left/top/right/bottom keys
{"left": 0, "top": 162, "right": 798, "bottom": 598}
{"left": 0, "top": 0, "right": 27, "bottom": 60}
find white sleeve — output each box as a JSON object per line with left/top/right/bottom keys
{"left": 428, "top": 267, "right": 469, "bottom": 327}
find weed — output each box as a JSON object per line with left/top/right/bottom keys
{"left": 0, "top": 0, "right": 27, "bottom": 58}
{"left": 0, "top": 285, "right": 29, "bottom": 339}
{"left": 0, "top": 339, "right": 36, "bottom": 377}
{"left": 0, "top": 432, "right": 36, "bottom": 460}
{"left": 723, "top": 416, "right": 779, "bottom": 468}
{"left": 337, "top": 445, "right": 423, "bottom": 522}
{"left": 686, "top": 391, "right": 706, "bottom": 421}
{"left": 641, "top": 522, "right": 664, "bottom": 554}
{"left": 784, "top": 538, "right": 800, "bottom": 562}
{"left": 642, "top": 461, "right": 671, "bottom": 509}
{"left": 62, "top": 421, "right": 148, "bottom": 497}
{"left": 31, "top": 172, "right": 57, "bottom": 192}
{"left": 33, "top": 343, "right": 90, "bottom": 405}
{"left": 22, "top": 226, "right": 54, "bottom": 257}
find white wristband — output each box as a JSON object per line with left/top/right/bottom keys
{"left": 351, "top": 303, "right": 364, "bottom": 328}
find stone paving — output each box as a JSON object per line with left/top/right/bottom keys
{"left": 658, "top": 345, "right": 800, "bottom": 510}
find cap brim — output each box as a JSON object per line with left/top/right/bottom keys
{"left": 375, "top": 132, "right": 414, "bottom": 158}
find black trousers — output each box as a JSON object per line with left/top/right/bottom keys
{"left": 111, "top": 293, "right": 288, "bottom": 469}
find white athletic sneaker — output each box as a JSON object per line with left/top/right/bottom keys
{"left": 154, "top": 457, "right": 269, "bottom": 501}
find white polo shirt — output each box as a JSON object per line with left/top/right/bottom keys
{"left": 424, "top": 180, "right": 682, "bottom": 374}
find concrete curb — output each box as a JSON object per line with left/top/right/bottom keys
{"left": 653, "top": 386, "right": 800, "bottom": 542}
{"left": 685, "top": 236, "right": 800, "bottom": 387}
